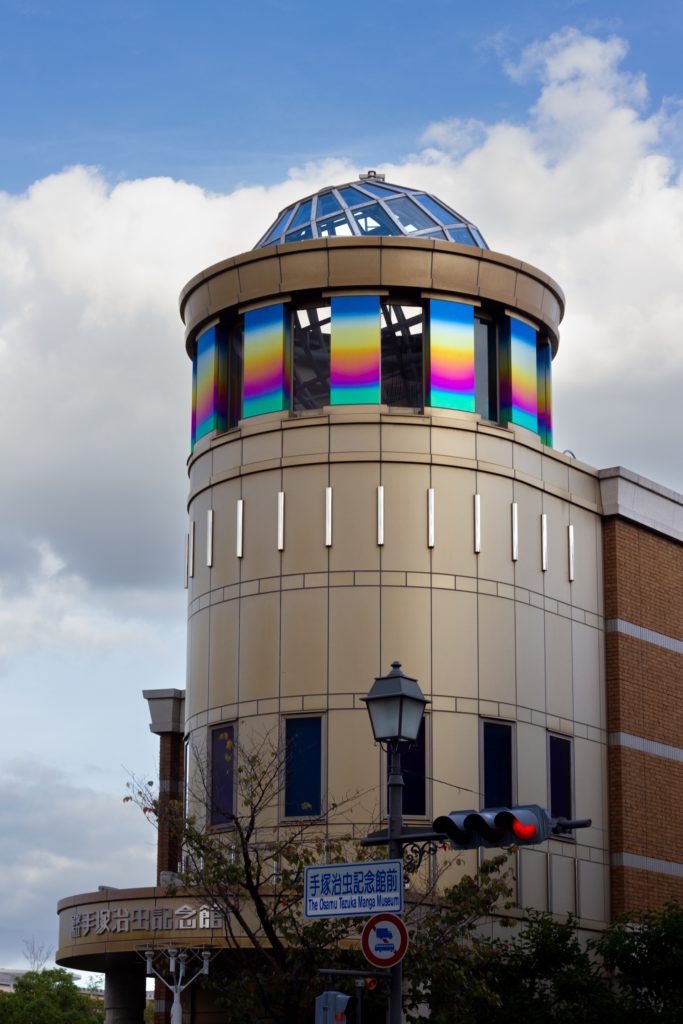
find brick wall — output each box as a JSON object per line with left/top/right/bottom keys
{"left": 156, "top": 731, "right": 184, "bottom": 882}
{"left": 603, "top": 517, "right": 683, "bottom": 916}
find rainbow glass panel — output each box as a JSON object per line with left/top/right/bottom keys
{"left": 501, "top": 316, "right": 538, "bottom": 433}
{"left": 194, "top": 325, "right": 227, "bottom": 443}
{"left": 243, "top": 304, "right": 289, "bottom": 418}
{"left": 428, "top": 299, "right": 475, "bottom": 411}
{"left": 330, "top": 295, "right": 380, "bottom": 405}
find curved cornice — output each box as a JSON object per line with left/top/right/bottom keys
{"left": 179, "top": 236, "right": 565, "bottom": 358}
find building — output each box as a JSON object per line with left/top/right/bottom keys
{"left": 56, "top": 174, "right": 683, "bottom": 1021}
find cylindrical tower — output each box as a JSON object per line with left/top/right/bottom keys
{"left": 179, "top": 176, "right": 608, "bottom": 929}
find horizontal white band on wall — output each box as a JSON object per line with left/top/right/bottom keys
{"left": 609, "top": 730, "right": 683, "bottom": 765}
{"left": 606, "top": 618, "right": 683, "bottom": 655}
{"left": 612, "top": 851, "right": 683, "bottom": 879}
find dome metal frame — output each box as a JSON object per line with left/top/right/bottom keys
{"left": 254, "top": 177, "right": 488, "bottom": 250}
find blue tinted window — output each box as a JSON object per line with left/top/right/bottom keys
{"left": 338, "top": 186, "right": 369, "bottom": 207}
{"left": 414, "top": 194, "right": 458, "bottom": 225}
{"left": 211, "top": 724, "right": 235, "bottom": 825}
{"left": 549, "top": 735, "right": 572, "bottom": 820}
{"left": 358, "top": 181, "right": 400, "bottom": 198}
{"left": 286, "top": 224, "right": 313, "bottom": 243}
{"left": 263, "top": 207, "right": 294, "bottom": 244}
{"left": 420, "top": 229, "right": 447, "bottom": 239}
{"left": 483, "top": 721, "right": 512, "bottom": 807}
{"left": 316, "top": 192, "right": 341, "bottom": 216}
{"left": 470, "top": 227, "right": 488, "bottom": 247}
{"left": 317, "top": 213, "right": 353, "bottom": 237}
{"left": 448, "top": 226, "right": 475, "bottom": 245}
{"left": 353, "top": 203, "right": 399, "bottom": 236}
{"left": 285, "top": 717, "right": 322, "bottom": 816}
{"left": 386, "top": 197, "right": 437, "bottom": 233}
{"left": 289, "top": 199, "right": 312, "bottom": 229}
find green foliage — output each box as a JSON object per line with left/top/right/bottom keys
{"left": 0, "top": 970, "right": 104, "bottom": 1024}
{"left": 128, "top": 739, "right": 683, "bottom": 1023}
{"left": 595, "top": 901, "right": 683, "bottom": 1023}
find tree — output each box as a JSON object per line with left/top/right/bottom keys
{"left": 128, "top": 733, "right": 371, "bottom": 1024}
{"left": 21, "top": 937, "right": 52, "bottom": 972}
{"left": 0, "top": 970, "right": 104, "bottom": 1024}
{"left": 595, "top": 901, "right": 683, "bottom": 1023}
{"left": 127, "top": 731, "right": 481, "bottom": 1024}
{"left": 132, "top": 735, "right": 683, "bottom": 1023}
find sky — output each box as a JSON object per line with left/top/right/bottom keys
{"left": 1, "top": 0, "right": 683, "bottom": 972}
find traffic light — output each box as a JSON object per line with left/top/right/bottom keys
{"left": 315, "top": 990, "right": 350, "bottom": 1023}
{"left": 433, "top": 804, "right": 555, "bottom": 849}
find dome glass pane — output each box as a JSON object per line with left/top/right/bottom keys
{"left": 254, "top": 178, "right": 488, "bottom": 250}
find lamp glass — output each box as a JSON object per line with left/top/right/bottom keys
{"left": 367, "top": 695, "right": 402, "bottom": 742}
{"left": 400, "top": 698, "right": 425, "bottom": 742}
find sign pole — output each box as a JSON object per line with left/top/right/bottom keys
{"left": 387, "top": 742, "right": 404, "bottom": 1024}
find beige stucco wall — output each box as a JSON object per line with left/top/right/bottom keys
{"left": 184, "top": 408, "right": 608, "bottom": 930}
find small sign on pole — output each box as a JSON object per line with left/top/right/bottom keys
{"left": 304, "top": 860, "right": 403, "bottom": 919}
{"left": 361, "top": 913, "right": 409, "bottom": 968}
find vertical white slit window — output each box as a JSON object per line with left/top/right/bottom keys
{"left": 541, "top": 513, "right": 548, "bottom": 572}
{"left": 377, "top": 485, "right": 384, "bottom": 546}
{"left": 568, "top": 524, "right": 575, "bottom": 582}
{"left": 184, "top": 534, "right": 189, "bottom": 589}
{"left": 325, "top": 486, "right": 333, "bottom": 547}
{"left": 511, "top": 502, "right": 519, "bottom": 562}
{"left": 206, "top": 509, "right": 214, "bottom": 567}
{"left": 428, "top": 488, "right": 435, "bottom": 549}
{"left": 277, "top": 491, "right": 285, "bottom": 552}
{"left": 188, "top": 521, "right": 195, "bottom": 578}
{"left": 474, "top": 493, "right": 481, "bottom": 554}
{"left": 236, "top": 499, "right": 244, "bottom": 559}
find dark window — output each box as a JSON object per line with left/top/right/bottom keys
{"left": 474, "top": 314, "right": 498, "bottom": 421}
{"left": 401, "top": 718, "right": 427, "bottom": 816}
{"left": 549, "top": 735, "right": 572, "bottom": 820}
{"left": 227, "top": 320, "right": 243, "bottom": 429}
{"left": 292, "top": 306, "right": 331, "bottom": 410}
{"left": 210, "top": 724, "right": 236, "bottom": 826}
{"left": 285, "top": 717, "right": 322, "bottom": 817}
{"left": 483, "top": 721, "right": 513, "bottom": 807}
{"left": 381, "top": 303, "right": 423, "bottom": 408}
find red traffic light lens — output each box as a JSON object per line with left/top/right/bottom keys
{"left": 512, "top": 818, "right": 537, "bottom": 841}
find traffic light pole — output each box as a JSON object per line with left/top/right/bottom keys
{"left": 387, "top": 742, "right": 404, "bottom": 1024}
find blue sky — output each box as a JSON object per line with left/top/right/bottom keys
{"left": 2, "top": 0, "right": 682, "bottom": 193}
{"left": 1, "top": 0, "right": 682, "bottom": 974}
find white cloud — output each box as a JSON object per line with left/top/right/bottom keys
{"left": 0, "top": 763, "right": 156, "bottom": 968}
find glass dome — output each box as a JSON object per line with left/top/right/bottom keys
{"left": 254, "top": 174, "right": 488, "bottom": 249}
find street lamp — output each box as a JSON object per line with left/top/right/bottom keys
{"left": 362, "top": 661, "right": 429, "bottom": 1024}
{"left": 143, "top": 946, "right": 212, "bottom": 1024}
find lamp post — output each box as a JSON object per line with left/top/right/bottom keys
{"left": 362, "top": 662, "right": 429, "bottom": 1024}
{"left": 143, "top": 947, "right": 211, "bottom": 1024}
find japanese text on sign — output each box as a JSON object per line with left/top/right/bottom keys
{"left": 70, "top": 904, "right": 223, "bottom": 938}
{"left": 304, "top": 860, "right": 403, "bottom": 919}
